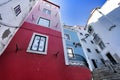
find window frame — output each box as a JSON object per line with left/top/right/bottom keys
{"left": 95, "top": 49, "right": 100, "bottom": 53}
{"left": 98, "top": 41, "right": 105, "bottom": 50}
{"left": 67, "top": 47, "right": 74, "bottom": 58}
{"left": 87, "top": 48, "right": 91, "bottom": 53}
{"left": 14, "top": 4, "right": 21, "bottom": 16}
{"left": 43, "top": 8, "right": 51, "bottom": 15}
{"left": 27, "top": 33, "right": 48, "bottom": 55}
{"left": 37, "top": 17, "right": 50, "bottom": 27}
{"left": 93, "top": 34, "right": 101, "bottom": 44}
{"left": 64, "top": 33, "right": 70, "bottom": 40}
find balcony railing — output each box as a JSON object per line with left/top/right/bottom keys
{"left": 68, "top": 54, "right": 88, "bottom": 67}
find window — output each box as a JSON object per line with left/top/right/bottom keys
{"left": 0, "top": 14, "right": 2, "bottom": 20}
{"left": 106, "top": 52, "right": 117, "bottom": 65}
{"left": 67, "top": 48, "right": 74, "bottom": 58}
{"left": 95, "top": 49, "right": 100, "bottom": 53}
{"left": 80, "top": 33, "right": 83, "bottom": 35}
{"left": 37, "top": 17, "right": 50, "bottom": 27}
{"left": 64, "top": 34, "right": 70, "bottom": 40}
{"left": 98, "top": 41, "right": 105, "bottom": 50}
{"left": 87, "top": 48, "right": 91, "bottom": 52}
{"left": 88, "top": 25, "right": 94, "bottom": 34}
{"left": 27, "top": 33, "right": 48, "bottom": 54}
{"left": 91, "top": 59, "right": 97, "bottom": 68}
{"left": 93, "top": 34, "right": 101, "bottom": 44}
{"left": 43, "top": 8, "right": 51, "bottom": 15}
{"left": 101, "top": 59, "right": 105, "bottom": 65}
{"left": 91, "top": 40, "right": 94, "bottom": 44}
{"left": 14, "top": 5, "right": 21, "bottom": 16}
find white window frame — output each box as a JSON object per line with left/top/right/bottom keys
{"left": 37, "top": 17, "right": 50, "bottom": 27}
{"left": 27, "top": 33, "right": 48, "bottom": 55}
{"left": 67, "top": 47, "right": 74, "bottom": 58}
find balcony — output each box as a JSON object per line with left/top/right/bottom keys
{"left": 68, "top": 54, "right": 88, "bottom": 67}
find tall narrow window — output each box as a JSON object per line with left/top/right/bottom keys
{"left": 14, "top": 5, "right": 21, "bottom": 16}
{"left": 43, "top": 8, "right": 51, "bottom": 15}
{"left": 91, "top": 40, "right": 94, "bottom": 44}
{"left": 88, "top": 25, "right": 94, "bottom": 34}
{"left": 106, "top": 52, "right": 117, "bottom": 65}
{"left": 0, "top": 14, "right": 2, "bottom": 20}
{"left": 98, "top": 41, "right": 105, "bottom": 50}
{"left": 91, "top": 59, "right": 97, "bottom": 68}
{"left": 93, "top": 34, "right": 101, "bottom": 44}
{"left": 37, "top": 17, "right": 50, "bottom": 27}
{"left": 27, "top": 33, "right": 48, "bottom": 54}
{"left": 67, "top": 48, "right": 74, "bottom": 58}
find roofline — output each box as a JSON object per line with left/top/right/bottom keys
{"left": 84, "top": 7, "right": 101, "bottom": 29}
{"left": 43, "top": 0, "right": 60, "bottom": 8}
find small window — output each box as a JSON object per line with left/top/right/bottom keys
{"left": 14, "top": 5, "right": 21, "bottom": 16}
{"left": 0, "top": 14, "right": 2, "bottom": 20}
{"left": 64, "top": 34, "right": 70, "bottom": 40}
{"left": 80, "top": 33, "right": 83, "bottom": 35}
{"left": 88, "top": 25, "right": 94, "bottom": 34}
{"left": 91, "top": 59, "right": 97, "bottom": 68}
{"left": 93, "top": 34, "right": 101, "bottom": 44}
{"left": 98, "top": 41, "right": 105, "bottom": 50}
{"left": 87, "top": 48, "right": 91, "bottom": 52}
{"left": 37, "top": 17, "right": 50, "bottom": 27}
{"left": 67, "top": 48, "right": 74, "bottom": 58}
{"left": 43, "top": 8, "right": 51, "bottom": 15}
{"left": 27, "top": 33, "right": 48, "bottom": 54}
{"left": 95, "top": 49, "right": 100, "bottom": 53}
{"left": 91, "top": 40, "right": 94, "bottom": 44}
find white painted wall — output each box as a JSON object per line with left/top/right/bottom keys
{"left": 87, "top": 0, "right": 120, "bottom": 64}
{"left": 0, "top": 0, "right": 38, "bottom": 55}
{"left": 77, "top": 26, "right": 105, "bottom": 71}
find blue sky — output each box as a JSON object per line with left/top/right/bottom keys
{"left": 49, "top": 0, "right": 106, "bottom": 26}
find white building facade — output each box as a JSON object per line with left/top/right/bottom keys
{"left": 74, "top": 26, "right": 105, "bottom": 71}
{"left": 0, "top": 0, "right": 38, "bottom": 55}
{"left": 86, "top": 0, "right": 120, "bottom": 66}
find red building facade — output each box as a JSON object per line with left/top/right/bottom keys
{"left": 0, "top": 0, "right": 91, "bottom": 80}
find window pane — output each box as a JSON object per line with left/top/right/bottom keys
{"left": 27, "top": 33, "right": 48, "bottom": 54}
{"left": 38, "top": 37, "right": 46, "bottom": 52}
{"left": 31, "top": 36, "right": 40, "bottom": 50}
{"left": 67, "top": 48, "right": 74, "bottom": 58}
{"left": 67, "top": 48, "right": 72, "bottom": 53}
{"left": 43, "top": 8, "right": 51, "bottom": 15}
{"left": 37, "top": 18, "right": 50, "bottom": 27}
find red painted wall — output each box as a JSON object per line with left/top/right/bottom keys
{"left": 0, "top": 22, "right": 91, "bottom": 80}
